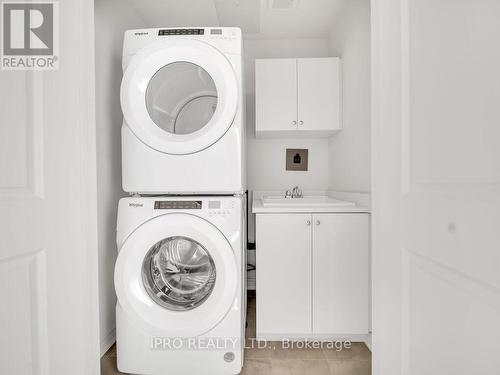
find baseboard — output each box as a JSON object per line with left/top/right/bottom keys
{"left": 364, "top": 333, "right": 372, "bottom": 351}
{"left": 100, "top": 328, "right": 116, "bottom": 357}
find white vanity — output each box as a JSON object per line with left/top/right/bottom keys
{"left": 252, "top": 191, "right": 370, "bottom": 341}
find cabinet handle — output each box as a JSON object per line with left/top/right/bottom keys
{"left": 299, "top": 120, "right": 304, "bottom": 125}
{"left": 292, "top": 120, "right": 297, "bottom": 126}
{"left": 306, "top": 220, "right": 311, "bottom": 226}
{"left": 315, "top": 220, "right": 320, "bottom": 226}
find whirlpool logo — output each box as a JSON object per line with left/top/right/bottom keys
{"left": 1, "top": 1, "right": 59, "bottom": 70}
{"left": 129, "top": 203, "right": 144, "bottom": 208}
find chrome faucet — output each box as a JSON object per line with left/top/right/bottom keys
{"left": 284, "top": 186, "right": 303, "bottom": 198}
{"left": 291, "top": 186, "right": 303, "bottom": 198}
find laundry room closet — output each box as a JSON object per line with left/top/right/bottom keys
{"left": 94, "top": 0, "right": 371, "bottom": 373}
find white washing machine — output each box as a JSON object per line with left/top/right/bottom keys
{"left": 114, "top": 196, "right": 246, "bottom": 375}
{"left": 120, "top": 27, "right": 245, "bottom": 194}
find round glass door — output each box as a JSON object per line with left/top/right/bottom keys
{"left": 120, "top": 39, "right": 238, "bottom": 155}
{"left": 146, "top": 62, "right": 218, "bottom": 135}
{"left": 114, "top": 212, "right": 238, "bottom": 336}
{"left": 142, "top": 236, "right": 216, "bottom": 311}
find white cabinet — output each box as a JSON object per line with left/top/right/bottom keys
{"left": 256, "top": 213, "right": 369, "bottom": 339}
{"left": 312, "top": 214, "right": 369, "bottom": 335}
{"left": 255, "top": 58, "right": 341, "bottom": 138}
{"left": 297, "top": 58, "right": 341, "bottom": 133}
{"left": 254, "top": 59, "right": 297, "bottom": 133}
{"left": 255, "top": 214, "right": 312, "bottom": 336}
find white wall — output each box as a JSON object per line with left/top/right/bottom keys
{"left": 94, "top": 1, "right": 370, "bottom": 334}
{"left": 93, "top": 11, "right": 334, "bottom": 349}
{"left": 243, "top": 38, "right": 333, "bottom": 289}
{"left": 244, "top": 38, "right": 332, "bottom": 242}
{"left": 94, "top": 0, "right": 144, "bottom": 355}
{"left": 328, "top": 0, "right": 371, "bottom": 192}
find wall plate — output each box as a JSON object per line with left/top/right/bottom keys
{"left": 286, "top": 148, "right": 308, "bottom": 171}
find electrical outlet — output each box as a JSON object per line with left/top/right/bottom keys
{"left": 286, "top": 148, "right": 308, "bottom": 171}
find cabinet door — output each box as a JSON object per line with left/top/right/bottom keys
{"left": 297, "top": 58, "right": 341, "bottom": 132}
{"left": 312, "top": 213, "right": 369, "bottom": 334}
{"left": 256, "top": 214, "right": 312, "bottom": 337}
{"left": 255, "top": 59, "right": 297, "bottom": 134}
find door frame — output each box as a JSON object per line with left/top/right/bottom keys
{"left": 75, "top": 0, "right": 100, "bottom": 373}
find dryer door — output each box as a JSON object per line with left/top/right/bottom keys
{"left": 120, "top": 39, "right": 238, "bottom": 155}
{"left": 114, "top": 213, "right": 238, "bottom": 337}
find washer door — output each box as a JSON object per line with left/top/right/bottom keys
{"left": 115, "top": 213, "right": 238, "bottom": 337}
{"left": 120, "top": 39, "right": 238, "bottom": 155}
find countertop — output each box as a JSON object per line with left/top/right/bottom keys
{"left": 252, "top": 190, "right": 371, "bottom": 214}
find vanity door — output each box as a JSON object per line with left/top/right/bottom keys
{"left": 256, "top": 214, "right": 312, "bottom": 338}
{"left": 312, "top": 213, "right": 370, "bottom": 335}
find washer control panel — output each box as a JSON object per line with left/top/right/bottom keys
{"left": 154, "top": 200, "right": 202, "bottom": 210}
{"left": 208, "top": 199, "right": 236, "bottom": 217}
{"left": 151, "top": 199, "right": 237, "bottom": 217}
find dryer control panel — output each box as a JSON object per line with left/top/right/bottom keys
{"left": 122, "top": 27, "right": 242, "bottom": 70}
{"left": 158, "top": 28, "right": 204, "bottom": 36}
{"left": 157, "top": 28, "right": 235, "bottom": 37}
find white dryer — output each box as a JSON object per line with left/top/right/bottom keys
{"left": 120, "top": 27, "right": 245, "bottom": 194}
{"left": 114, "top": 196, "right": 246, "bottom": 375}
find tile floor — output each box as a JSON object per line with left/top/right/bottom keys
{"left": 101, "top": 295, "right": 371, "bottom": 374}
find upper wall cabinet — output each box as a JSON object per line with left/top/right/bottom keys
{"left": 255, "top": 57, "right": 341, "bottom": 138}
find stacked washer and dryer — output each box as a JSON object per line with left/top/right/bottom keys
{"left": 114, "top": 27, "right": 246, "bottom": 375}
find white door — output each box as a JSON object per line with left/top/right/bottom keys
{"left": 255, "top": 59, "right": 297, "bottom": 133}
{"left": 297, "top": 58, "right": 341, "bottom": 132}
{"left": 121, "top": 39, "right": 238, "bottom": 155}
{"left": 0, "top": 1, "right": 99, "bottom": 375}
{"left": 256, "top": 214, "right": 311, "bottom": 337}
{"left": 312, "top": 214, "right": 369, "bottom": 334}
{"left": 372, "top": 0, "right": 500, "bottom": 374}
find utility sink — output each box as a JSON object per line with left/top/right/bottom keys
{"left": 261, "top": 195, "right": 356, "bottom": 207}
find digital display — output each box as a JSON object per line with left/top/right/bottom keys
{"left": 208, "top": 201, "right": 221, "bottom": 209}
{"left": 154, "top": 201, "right": 202, "bottom": 210}
{"left": 158, "top": 29, "right": 204, "bottom": 36}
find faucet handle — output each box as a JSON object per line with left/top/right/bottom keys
{"left": 290, "top": 186, "right": 302, "bottom": 198}
{"left": 285, "top": 190, "right": 292, "bottom": 198}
